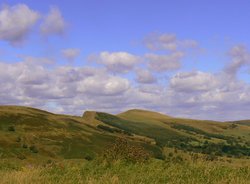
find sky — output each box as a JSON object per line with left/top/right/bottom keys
{"left": 0, "top": 0, "right": 250, "bottom": 121}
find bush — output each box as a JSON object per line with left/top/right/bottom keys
{"left": 168, "top": 152, "right": 173, "bottom": 157}
{"left": 22, "top": 144, "right": 28, "bottom": 149}
{"left": 103, "top": 138, "right": 151, "bottom": 163}
{"left": 8, "top": 126, "right": 15, "bottom": 132}
{"left": 84, "top": 155, "right": 94, "bottom": 161}
{"left": 29, "top": 145, "right": 38, "bottom": 153}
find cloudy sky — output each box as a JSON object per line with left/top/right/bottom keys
{"left": 0, "top": 0, "right": 250, "bottom": 121}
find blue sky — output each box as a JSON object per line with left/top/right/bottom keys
{"left": 0, "top": 1, "right": 250, "bottom": 120}
{"left": 1, "top": 0, "right": 249, "bottom": 73}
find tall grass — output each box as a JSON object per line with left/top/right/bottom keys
{"left": 0, "top": 158, "right": 249, "bottom": 184}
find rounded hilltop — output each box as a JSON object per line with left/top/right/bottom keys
{"left": 118, "top": 109, "right": 173, "bottom": 122}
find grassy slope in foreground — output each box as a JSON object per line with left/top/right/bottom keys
{"left": 1, "top": 158, "right": 250, "bottom": 184}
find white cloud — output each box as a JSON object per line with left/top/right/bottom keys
{"left": 170, "top": 71, "right": 219, "bottom": 92}
{"left": 77, "top": 75, "right": 130, "bottom": 96}
{"left": 135, "top": 69, "right": 156, "bottom": 84}
{"left": 61, "top": 48, "right": 81, "bottom": 63}
{"left": 92, "top": 51, "right": 140, "bottom": 73}
{"left": 40, "top": 7, "right": 66, "bottom": 36}
{"left": 0, "top": 4, "right": 40, "bottom": 45}
{"left": 1, "top": 24, "right": 250, "bottom": 123}
{"left": 144, "top": 33, "right": 198, "bottom": 51}
{"left": 1, "top": 57, "right": 250, "bottom": 121}
{"left": 146, "top": 52, "right": 184, "bottom": 72}
{"left": 224, "top": 45, "right": 250, "bottom": 76}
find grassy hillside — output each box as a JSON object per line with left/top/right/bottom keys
{"left": 97, "top": 110, "right": 250, "bottom": 158}
{"left": 0, "top": 106, "right": 250, "bottom": 183}
{"left": 232, "top": 120, "right": 250, "bottom": 126}
{"left": 1, "top": 106, "right": 250, "bottom": 161}
{"left": 0, "top": 106, "right": 162, "bottom": 161}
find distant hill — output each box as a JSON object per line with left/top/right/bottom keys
{"left": 0, "top": 106, "right": 250, "bottom": 161}
{"left": 0, "top": 106, "right": 162, "bottom": 160}
{"left": 118, "top": 109, "right": 173, "bottom": 121}
{"left": 231, "top": 120, "right": 250, "bottom": 126}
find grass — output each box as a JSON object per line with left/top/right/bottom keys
{"left": 96, "top": 112, "right": 250, "bottom": 157}
{"left": 0, "top": 158, "right": 249, "bottom": 184}
{"left": 96, "top": 112, "right": 194, "bottom": 147}
{"left": 0, "top": 106, "right": 143, "bottom": 160}
{"left": 1, "top": 106, "right": 250, "bottom": 160}
{"left": 119, "top": 109, "right": 250, "bottom": 141}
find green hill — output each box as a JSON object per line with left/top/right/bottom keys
{"left": 0, "top": 106, "right": 250, "bottom": 162}
{"left": 97, "top": 109, "right": 250, "bottom": 157}
{"left": 0, "top": 106, "right": 162, "bottom": 161}
{"left": 231, "top": 120, "right": 250, "bottom": 126}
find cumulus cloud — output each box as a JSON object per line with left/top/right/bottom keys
{"left": 61, "top": 48, "right": 81, "bottom": 63}
{"left": 0, "top": 4, "right": 40, "bottom": 45}
{"left": 144, "top": 33, "right": 198, "bottom": 51}
{"left": 135, "top": 69, "right": 156, "bottom": 84}
{"left": 77, "top": 75, "right": 130, "bottom": 96}
{"left": 91, "top": 51, "right": 140, "bottom": 73}
{"left": 224, "top": 45, "right": 250, "bottom": 76}
{"left": 1, "top": 12, "right": 250, "bottom": 123}
{"left": 40, "top": 7, "right": 66, "bottom": 36}
{"left": 170, "top": 71, "right": 219, "bottom": 93}
{"left": 1, "top": 56, "right": 250, "bottom": 120}
{"left": 0, "top": 59, "right": 132, "bottom": 114}
{"left": 146, "top": 52, "right": 184, "bottom": 72}
{"left": 167, "top": 67, "right": 250, "bottom": 120}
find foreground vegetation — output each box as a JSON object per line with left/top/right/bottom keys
{"left": 0, "top": 158, "right": 250, "bottom": 184}
{"left": 1, "top": 138, "right": 250, "bottom": 184}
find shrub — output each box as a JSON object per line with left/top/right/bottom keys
{"left": 168, "top": 152, "right": 173, "bottom": 157}
{"left": 84, "top": 155, "right": 94, "bottom": 161}
{"left": 22, "top": 144, "right": 28, "bottom": 149}
{"left": 103, "top": 138, "right": 151, "bottom": 163}
{"left": 8, "top": 126, "right": 15, "bottom": 132}
{"left": 29, "top": 145, "right": 38, "bottom": 153}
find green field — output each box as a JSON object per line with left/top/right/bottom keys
{"left": 0, "top": 106, "right": 250, "bottom": 183}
